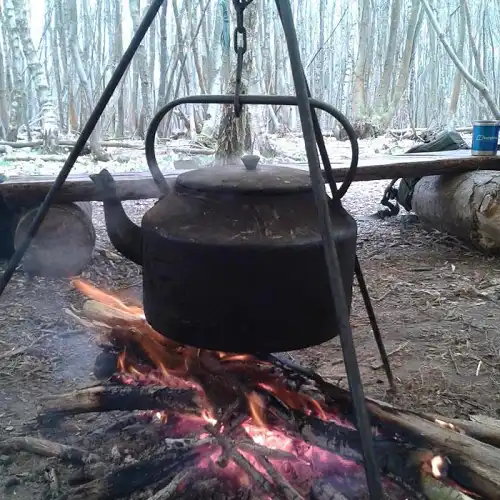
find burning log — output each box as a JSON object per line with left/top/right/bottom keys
{"left": 44, "top": 279, "right": 500, "bottom": 500}
{"left": 412, "top": 172, "right": 500, "bottom": 252}
{"left": 14, "top": 202, "right": 95, "bottom": 276}
{"left": 39, "top": 384, "right": 201, "bottom": 418}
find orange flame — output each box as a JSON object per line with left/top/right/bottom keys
{"left": 72, "top": 278, "right": 339, "bottom": 429}
{"left": 247, "top": 392, "right": 267, "bottom": 428}
{"left": 72, "top": 278, "right": 144, "bottom": 317}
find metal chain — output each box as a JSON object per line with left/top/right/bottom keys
{"left": 231, "top": 0, "right": 253, "bottom": 117}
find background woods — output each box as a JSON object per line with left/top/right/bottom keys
{"left": 0, "top": 0, "right": 499, "bottom": 150}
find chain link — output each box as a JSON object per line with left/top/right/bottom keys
{"left": 231, "top": 0, "right": 253, "bottom": 117}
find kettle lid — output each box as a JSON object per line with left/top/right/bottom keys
{"left": 175, "top": 161, "right": 312, "bottom": 195}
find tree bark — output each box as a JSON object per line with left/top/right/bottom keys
{"left": 351, "top": 0, "right": 371, "bottom": 121}
{"left": 379, "top": 0, "right": 421, "bottom": 129}
{"left": 448, "top": 2, "right": 466, "bottom": 126}
{"left": 129, "top": 0, "right": 152, "bottom": 139}
{"left": 412, "top": 171, "right": 500, "bottom": 251}
{"left": 14, "top": 202, "right": 96, "bottom": 276}
{"left": 3, "top": 0, "right": 23, "bottom": 141}
{"left": 11, "top": 0, "right": 59, "bottom": 151}
{"left": 67, "top": 0, "right": 107, "bottom": 161}
{"left": 374, "top": 0, "right": 402, "bottom": 114}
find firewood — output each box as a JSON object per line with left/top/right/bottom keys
{"left": 421, "top": 475, "right": 475, "bottom": 500}
{"left": 57, "top": 447, "right": 205, "bottom": 500}
{"left": 14, "top": 202, "right": 95, "bottom": 276}
{"left": 266, "top": 354, "right": 500, "bottom": 498}
{"left": 0, "top": 436, "right": 99, "bottom": 464}
{"left": 318, "top": 387, "right": 500, "bottom": 499}
{"left": 39, "top": 385, "right": 201, "bottom": 418}
{"left": 367, "top": 399, "right": 500, "bottom": 499}
{"left": 422, "top": 413, "right": 500, "bottom": 449}
{"left": 146, "top": 467, "right": 199, "bottom": 500}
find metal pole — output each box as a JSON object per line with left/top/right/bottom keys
{"left": 355, "top": 256, "right": 395, "bottom": 389}
{"left": 274, "top": 0, "right": 384, "bottom": 497}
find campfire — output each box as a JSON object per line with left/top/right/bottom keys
{"left": 4, "top": 279, "right": 499, "bottom": 499}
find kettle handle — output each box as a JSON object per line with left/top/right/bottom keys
{"left": 145, "top": 95, "right": 358, "bottom": 198}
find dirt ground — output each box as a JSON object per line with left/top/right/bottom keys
{"left": 1, "top": 179, "right": 500, "bottom": 498}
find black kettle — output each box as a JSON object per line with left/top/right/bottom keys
{"left": 92, "top": 95, "right": 358, "bottom": 354}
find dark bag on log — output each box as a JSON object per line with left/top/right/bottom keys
{"left": 396, "top": 131, "right": 469, "bottom": 211}
{"left": 379, "top": 131, "right": 469, "bottom": 217}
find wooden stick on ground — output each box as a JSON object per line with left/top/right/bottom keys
{"left": 0, "top": 437, "right": 99, "bottom": 464}
{"left": 146, "top": 467, "right": 199, "bottom": 500}
{"left": 39, "top": 385, "right": 202, "bottom": 418}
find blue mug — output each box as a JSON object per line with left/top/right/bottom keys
{"left": 472, "top": 120, "right": 499, "bottom": 156}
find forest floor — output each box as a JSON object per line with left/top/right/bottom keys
{"left": 1, "top": 133, "right": 500, "bottom": 498}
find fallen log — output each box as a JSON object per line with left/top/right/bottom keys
{"left": 38, "top": 385, "right": 202, "bottom": 418}
{"left": 412, "top": 171, "right": 500, "bottom": 251}
{"left": 14, "top": 201, "right": 95, "bottom": 276}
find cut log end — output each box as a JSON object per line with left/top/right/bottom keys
{"left": 412, "top": 172, "right": 500, "bottom": 252}
{"left": 14, "top": 202, "right": 96, "bottom": 276}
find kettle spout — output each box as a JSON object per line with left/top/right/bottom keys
{"left": 90, "top": 169, "right": 143, "bottom": 266}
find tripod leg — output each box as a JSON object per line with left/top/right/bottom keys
{"left": 355, "top": 255, "right": 395, "bottom": 390}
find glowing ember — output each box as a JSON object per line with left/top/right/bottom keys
{"left": 430, "top": 455, "right": 445, "bottom": 478}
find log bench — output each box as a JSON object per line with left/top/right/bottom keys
{"left": 0, "top": 150, "right": 498, "bottom": 275}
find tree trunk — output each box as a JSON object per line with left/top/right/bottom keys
{"left": 378, "top": 0, "right": 421, "bottom": 129}
{"left": 420, "top": 0, "right": 500, "bottom": 120}
{"left": 412, "top": 172, "right": 500, "bottom": 252}
{"left": 448, "top": 2, "right": 466, "bottom": 126}
{"left": 374, "top": 0, "right": 402, "bottom": 114}
{"left": 11, "top": 0, "right": 59, "bottom": 152}
{"left": 129, "top": 0, "right": 152, "bottom": 139}
{"left": 113, "top": 0, "right": 125, "bottom": 138}
{"left": 214, "top": 1, "right": 257, "bottom": 164}
{"left": 14, "top": 202, "right": 96, "bottom": 277}
{"left": 3, "top": 0, "right": 24, "bottom": 141}
{"left": 156, "top": 0, "right": 168, "bottom": 115}
{"left": 351, "top": 0, "right": 371, "bottom": 121}
{"left": 67, "top": 0, "right": 107, "bottom": 161}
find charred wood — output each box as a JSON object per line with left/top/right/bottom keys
{"left": 146, "top": 467, "right": 199, "bottom": 500}
{"left": 57, "top": 447, "right": 206, "bottom": 500}
{"left": 39, "top": 385, "right": 201, "bottom": 418}
{"left": 0, "top": 436, "right": 99, "bottom": 464}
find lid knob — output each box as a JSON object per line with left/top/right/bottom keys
{"left": 241, "top": 154, "right": 260, "bottom": 171}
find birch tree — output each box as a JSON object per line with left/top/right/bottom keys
{"left": 11, "top": 0, "right": 59, "bottom": 151}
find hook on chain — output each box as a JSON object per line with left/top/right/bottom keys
{"left": 231, "top": 0, "right": 253, "bottom": 117}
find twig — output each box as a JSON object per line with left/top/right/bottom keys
{"left": 146, "top": 467, "right": 199, "bottom": 500}
{"left": 163, "top": 437, "right": 214, "bottom": 452}
{"left": 0, "top": 334, "right": 48, "bottom": 360}
{"left": 205, "top": 424, "right": 281, "bottom": 498}
{"left": 371, "top": 341, "right": 409, "bottom": 370}
{"left": 237, "top": 440, "right": 298, "bottom": 461}
{"left": 252, "top": 453, "right": 305, "bottom": 500}
{"left": 0, "top": 437, "right": 99, "bottom": 464}
{"left": 44, "top": 467, "right": 60, "bottom": 497}
{"left": 476, "top": 360, "right": 483, "bottom": 377}
{"left": 448, "top": 347, "right": 461, "bottom": 375}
